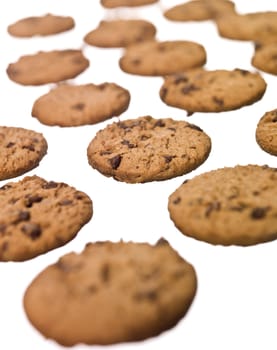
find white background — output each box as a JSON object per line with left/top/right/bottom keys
{"left": 1, "top": 1, "right": 277, "bottom": 349}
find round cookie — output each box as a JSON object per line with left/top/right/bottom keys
{"left": 0, "top": 175, "right": 93, "bottom": 261}
{"left": 119, "top": 40, "right": 207, "bottom": 76}
{"left": 7, "top": 13, "right": 75, "bottom": 38}
{"left": 251, "top": 42, "right": 277, "bottom": 75}
{"left": 23, "top": 238, "right": 197, "bottom": 346}
{"left": 168, "top": 164, "right": 277, "bottom": 246}
{"left": 160, "top": 68, "right": 267, "bottom": 113}
{"left": 100, "top": 0, "right": 159, "bottom": 8}
{"left": 87, "top": 115, "right": 211, "bottom": 183}
{"left": 0, "top": 126, "right": 47, "bottom": 180}
{"left": 31, "top": 83, "right": 131, "bottom": 127}
{"left": 164, "top": 0, "right": 236, "bottom": 22}
{"left": 256, "top": 109, "right": 277, "bottom": 156}
{"left": 84, "top": 19, "right": 156, "bottom": 48}
{"left": 6, "top": 49, "right": 89, "bottom": 86}
{"left": 215, "top": 12, "right": 277, "bottom": 42}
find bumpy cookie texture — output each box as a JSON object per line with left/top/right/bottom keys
{"left": 6, "top": 50, "right": 89, "bottom": 86}
{"left": 252, "top": 42, "right": 277, "bottom": 75}
{"left": 31, "top": 83, "right": 130, "bottom": 127}
{"left": 215, "top": 12, "right": 277, "bottom": 42}
{"left": 168, "top": 165, "right": 277, "bottom": 246}
{"left": 160, "top": 68, "right": 267, "bottom": 113}
{"left": 23, "top": 238, "right": 197, "bottom": 346}
{"left": 164, "top": 0, "right": 236, "bottom": 22}
{"left": 256, "top": 109, "right": 277, "bottom": 156}
{"left": 100, "top": 0, "right": 159, "bottom": 8}
{"left": 7, "top": 14, "right": 75, "bottom": 38}
{"left": 119, "top": 40, "right": 207, "bottom": 76}
{"left": 87, "top": 116, "right": 211, "bottom": 183}
{"left": 0, "top": 176, "right": 93, "bottom": 261}
{"left": 0, "top": 127, "right": 47, "bottom": 180}
{"left": 84, "top": 20, "right": 156, "bottom": 48}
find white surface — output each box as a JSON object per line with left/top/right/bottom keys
{"left": 1, "top": 1, "right": 277, "bottom": 349}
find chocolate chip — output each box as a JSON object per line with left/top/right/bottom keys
{"left": 22, "top": 144, "right": 35, "bottom": 151}
{"left": 251, "top": 207, "right": 270, "bottom": 219}
{"left": 173, "top": 74, "right": 188, "bottom": 84}
{"left": 13, "top": 211, "right": 30, "bottom": 224}
{"left": 235, "top": 68, "right": 249, "bottom": 76}
{"left": 212, "top": 96, "right": 224, "bottom": 106}
{"left": 6, "top": 142, "right": 15, "bottom": 148}
{"left": 173, "top": 197, "right": 181, "bottom": 205}
{"left": 154, "top": 119, "right": 165, "bottom": 127}
{"left": 186, "top": 124, "right": 203, "bottom": 132}
{"left": 59, "top": 199, "right": 73, "bottom": 206}
{"left": 0, "top": 184, "right": 12, "bottom": 191}
{"left": 109, "top": 155, "right": 122, "bottom": 169}
{"left": 121, "top": 140, "right": 136, "bottom": 148}
{"left": 98, "top": 83, "right": 108, "bottom": 90}
{"left": 272, "top": 115, "right": 277, "bottom": 123}
{"left": 134, "top": 290, "right": 158, "bottom": 301}
{"left": 131, "top": 58, "right": 141, "bottom": 65}
{"left": 101, "top": 263, "right": 110, "bottom": 283}
{"left": 140, "top": 135, "right": 150, "bottom": 141}
{"left": 42, "top": 181, "right": 58, "bottom": 189}
{"left": 181, "top": 84, "right": 200, "bottom": 94}
{"left": 205, "top": 201, "right": 221, "bottom": 217}
{"left": 160, "top": 87, "right": 168, "bottom": 100}
{"left": 21, "top": 223, "right": 41, "bottom": 240}
{"left": 186, "top": 111, "right": 194, "bottom": 117}
{"left": 164, "top": 155, "right": 175, "bottom": 163}
{"left": 100, "top": 150, "right": 112, "bottom": 156}
{"left": 71, "top": 103, "right": 85, "bottom": 111}
{"left": 155, "top": 238, "right": 169, "bottom": 246}
{"left": 25, "top": 195, "right": 43, "bottom": 208}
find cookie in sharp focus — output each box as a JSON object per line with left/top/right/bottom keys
{"left": 0, "top": 126, "right": 47, "bottom": 180}
{"left": 23, "top": 238, "right": 197, "bottom": 346}
{"left": 256, "top": 109, "right": 277, "bottom": 156}
{"left": 31, "top": 83, "right": 130, "bottom": 127}
{"left": 168, "top": 164, "right": 277, "bottom": 246}
{"left": 7, "top": 13, "right": 75, "bottom": 38}
{"left": 215, "top": 12, "right": 277, "bottom": 42}
{"left": 164, "top": 0, "right": 236, "bottom": 22}
{"left": 251, "top": 42, "right": 277, "bottom": 75}
{"left": 160, "top": 68, "right": 267, "bottom": 113}
{"left": 100, "top": 0, "right": 159, "bottom": 8}
{"left": 6, "top": 49, "right": 89, "bottom": 86}
{"left": 84, "top": 19, "right": 156, "bottom": 48}
{"left": 119, "top": 40, "right": 207, "bottom": 76}
{"left": 87, "top": 116, "right": 211, "bottom": 183}
{"left": 0, "top": 175, "right": 93, "bottom": 261}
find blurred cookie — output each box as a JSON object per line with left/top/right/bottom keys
{"left": 119, "top": 40, "right": 207, "bottom": 76}
{"left": 6, "top": 49, "right": 89, "bottom": 86}
{"left": 215, "top": 12, "right": 277, "bottom": 42}
{"left": 101, "top": 0, "right": 159, "bottom": 8}
{"left": 164, "top": 0, "right": 236, "bottom": 22}
{"left": 87, "top": 115, "right": 211, "bottom": 183}
{"left": 32, "top": 83, "right": 130, "bottom": 127}
{"left": 160, "top": 68, "right": 266, "bottom": 113}
{"left": 84, "top": 19, "right": 156, "bottom": 48}
{"left": 168, "top": 164, "right": 277, "bottom": 246}
{"left": 7, "top": 13, "right": 75, "bottom": 37}
{"left": 256, "top": 109, "right": 277, "bottom": 156}
{"left": 252, "top": 42, "right": 277, "bottom": 75}
{"left": 23, "top": 238, "right": 197, "bottom": 346}
{"left": 0, "top": 176, "right": 93, "bottom": 261}
{"left": 0, "top": 126, "right": 47, "bottom": 180}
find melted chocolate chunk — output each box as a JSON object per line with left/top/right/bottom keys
{"left": 173, "top": 197, "right": 181, "bottom": 205}
{"left": 21, "top": 223, "right": 41, "bottom": 239}
{"left": 42, "top": 181, "right": 58, "bottom": 189}
{"left": 251, "top": 207, "right": 270, "bottom": 219}
{"left": 181, "top": 84, "right": 200, "bottom": 94}
{"left": 109, "top": 155, "right": 122, "bottom": 169}
{"left": 6, "top": 142, "right": 15, "bottom": 148}
{"left": 0, "top": 184, "right": 12, "bottom": 191}
{"left": 25, "top": 195, "right": 43, "bottom": 208}
{"left": 22, "top": 144, "right": 35, "bottom": 151}
{"left": 164, "top": 155, "right": 175, "bottom": 163}
{"left": 71, "top": 103, "right": 85, "bottom": 111}
{"left": 205, "top": 201, "right": 221, "bottom": 217}
{"left": 213, "top": 96, "right": 224, "bottom": 106}
{"left": 13, "top": 211, "right": 30, "bottom": 224}
{"left": 154, "top": 119, "right": 165, "bottom": 127}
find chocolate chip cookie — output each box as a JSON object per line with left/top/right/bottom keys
{"left": 256, "top": 109, "right": 277, "bottom": 156}
{"left": 23, "top": 238, "right": 197, "bottom": 346}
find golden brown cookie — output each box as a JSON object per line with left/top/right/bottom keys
{"left": 31, "top": 83, "right": 131, "bottom": 127}
{"left": 251, "top": 42, "right": 277, "bottom": 75}
{"left": 84, "top": 19, "right": 156, "bottom": 48}
{"left": 0, "top": 176, "right": 93, "bottom": 261}
{"left": 168, "top": 165, "right": 277, "bottom": 246}
{"left": 0, "top": 126, "right": 47, "bottom": 180}
{"left": 87, "top": 116, "right": 211, "bottom": 183}
{"left": 256, "top": 109, "right": 277, "bottom": 156}
{"left": 23, "top": 238, "right": 197, "bottom": 346}
{"left": 160, "top": 68, "right": 267, "bottom": 113}
{"left": 6, "top": 49, "right": 89, "bottom": 86}
{"left": 100, "top": 0, "right": 159, "bottom": 8}
{"left": 7, "top": 13, "right": 75, "bottom": 37}
{"left": 119, "top": 40, "right": 207, "bottom": 76}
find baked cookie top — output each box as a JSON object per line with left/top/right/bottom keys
{"left": 31, "top": 83, "right": 131, "bottom": 127}
{"left": 6, "top": 49, "right": 89, "bottom": 86}
{"left": 0, "top": 176, "right": 93, "bottom": 261}
{"left": 251, "top": 42, "right": 277, "bottom": 75}
{"left": 0, "top": 126, "right": 47, "bottom": 180}
{"left": 160, "top": 68, "right": 267, "bottom": 113}
{"left": 168, "top": 164, "right": 277, "bottom": 246}
{"left": 164, "top": 0, "right": 236, "bottom": 22}
{"left": 23, "top": 238, "right": 197, "bottom": 346}
{"left": 215, "top": 11, "right": 277, "bottom": 42}
{"left": 256, "top": 109, "right": 277, "bottom": 156}
{"left": 100, "top": 0, "right": 159, "bottom": 8}
{"left": 7, "top": 13, "right": 75, "bottom": 37}
{"left": 84, "top": 19, "right": 156, "bottom": 48}
{"left": 119, "top": 40, "right": 207, "bottom": 76}
{"left": 87, "top": 116, "right": 211, "bottom": 183}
